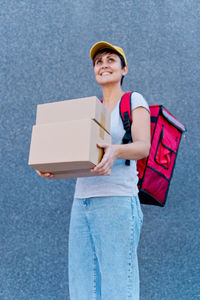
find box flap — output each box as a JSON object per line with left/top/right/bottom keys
{"left": 36, "top": 96, "right": 110, "bottom": 133}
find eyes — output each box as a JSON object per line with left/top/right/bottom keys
{"left": 95, "top": 56, "right": 115, "bottom": 66}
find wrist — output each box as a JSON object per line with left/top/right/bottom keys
{"left": 112, "top": 144, "right": 120, "bottom": 160}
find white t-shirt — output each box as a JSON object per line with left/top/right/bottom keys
{"left": 74, "top": 92, "right": 149, "bottom": 199}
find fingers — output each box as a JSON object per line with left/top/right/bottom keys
{"left": 91, "top": 167, "right": 110, "bottom": 176}
{"left": 91, "top": 143, "right": 114, "bottom": 175}
{"left": 97, "top": 143, "right": 109, "bottom": 150}
{"left": 91, "top": 156, "right": 111, "bottom": 175}
{"left": 35, "top": 170, "right": 54, "bottom": 179}
{"left": 91, "top": 166, "right": 111, "bottom": 176}
{"left": 95, "top": 160, "right": 110, "bottom": 173}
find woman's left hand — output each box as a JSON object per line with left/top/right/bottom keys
{"left": 91, "top": 143, "right": 117, "bottom": 176}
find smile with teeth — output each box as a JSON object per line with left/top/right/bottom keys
{"left": 101, "top": 71, "right": 112, "bottom": 76}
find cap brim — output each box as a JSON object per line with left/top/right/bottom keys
{"left": 90, "top": 41, "right": 118, "bottom": 60}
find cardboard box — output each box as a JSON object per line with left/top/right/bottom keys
{"left": 28, "top": 118, "right": 111, "bottom": 179}
{"left": 36, "top": 96, "right": 110, "bottom": 133}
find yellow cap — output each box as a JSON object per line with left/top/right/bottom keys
{"left": 90, "top": 41, "right": 127, "bottom": 66}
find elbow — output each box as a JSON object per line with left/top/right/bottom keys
{"left": 146, "top": 142, "right": 151, "bottom": 157}
{"left": 142, "top": 142, "right": 151, "bottom": 158}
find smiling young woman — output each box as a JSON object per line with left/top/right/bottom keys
{"left": 67, "top": 41, "right": 151, "bottom": 300}
{"left": 36, "top": 41, "right": 150, "bottom": 300}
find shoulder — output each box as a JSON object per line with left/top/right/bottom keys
{"left": 131, "top": 92, "right": 149, "bottom": 112}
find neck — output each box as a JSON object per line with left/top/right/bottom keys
{"left": 101, "top": 83, "right": 124, "bottom": 108}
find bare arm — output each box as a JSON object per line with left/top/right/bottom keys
{"left": 91, "top": 106, "right": 151, "bottom": 175}
{"left": 113, "top": 106, "right": 151, "bottom": 160}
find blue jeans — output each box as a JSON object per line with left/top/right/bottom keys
{"left": 68, "top": 195, "right": 143, "bottom": 300}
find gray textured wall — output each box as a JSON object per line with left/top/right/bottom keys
{"left": 0, "top": 0, "right": 199, "bottom": 299}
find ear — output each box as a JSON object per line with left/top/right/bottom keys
{"left": 122, "top": 65, "right": 128, "bottom": 76}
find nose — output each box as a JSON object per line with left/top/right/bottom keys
{"left": 101, "top": 59, "right": 108, "bottom": 68}
{"left": 101, "top": 61, "right": 108, "bottom": 69}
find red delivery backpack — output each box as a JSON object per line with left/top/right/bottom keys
{"left": 119, "top": 92, "right": 186, "bottom": 207}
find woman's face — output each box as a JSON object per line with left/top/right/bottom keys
{"left": 93, "top": 52, "right": 127, "bottom": 86}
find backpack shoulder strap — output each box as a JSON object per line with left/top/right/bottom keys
{"left": 100, "top": 92, "right": 133, "bottom": 165}
{"left": 119, "top": 92, "right": 133, "bottom": 144}
{"left": 119, "top": 92, "right": 133, "bottom": 122}
{"left": 119, "top": 91, "right": 133, "bottom": 165}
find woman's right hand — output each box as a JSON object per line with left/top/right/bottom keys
{"left": 36, "top": 170, "right": 54, "bottom": 180}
